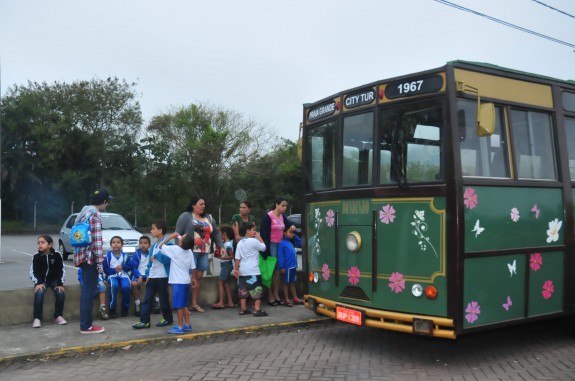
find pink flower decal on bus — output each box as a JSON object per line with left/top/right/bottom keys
{"left": 530, "top": 253, "right": 542, "bottom": 271}
{"left": 531, "top": 204, "right": 540, "bottom": 219}
{"left": 379, "top": 204, "right": 396, "bottom": 224}
{"left": 542, "top": 280, "right": 554, "bottom": 299}
{"left": 347, "top": 266, "right": 360, "bottom": 285}
{"left": 463, "top": 187, "right": 478, "bottom": 209}
{"left": 465, "top": 301, "right": 481, "bottom": 323}
{"left": 325, "top": 209, "right": 335, "bottom": 227}
{"left": 388, "top": 272, "right": 405, "bottom": 294}
{"left": 510, "top": 207, "right": 520, "bottom": 222}
{"left": 322, "top": 263, "right": 330, "bottom": 281}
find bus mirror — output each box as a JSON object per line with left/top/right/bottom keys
{"left": 476, "top": 102, "right": 495, "bottom": 137}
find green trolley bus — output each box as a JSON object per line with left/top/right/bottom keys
{"left": 302, "top": 60, "right": 575, "bottom": 339}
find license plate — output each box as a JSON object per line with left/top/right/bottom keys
{"left": 336, "top": 305, "right": 363, "bottom": 326}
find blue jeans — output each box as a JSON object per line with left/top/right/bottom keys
{"left": 80, "top": 262, "right": 98, "bottom": 330}
{"left": 33, "top": 280, "right": 65, "bottom": 320}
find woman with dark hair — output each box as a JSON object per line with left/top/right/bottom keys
{"left": 260, "top": 196, "right": 295, "bottom": 306}
{"left": 231, "top": 200, "right": 256, "bottom": 242}
{"left": 175, "top": 196, "right": 224, "bottom": 312}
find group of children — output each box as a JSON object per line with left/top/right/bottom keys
{"left": 30, "top": 219, "right": 303, "bottom": 334}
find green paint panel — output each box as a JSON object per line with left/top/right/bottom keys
{"left": 306, "top": 198, "right": 447, "bottom": 317}
{"left": 528, "top": 251, "right": 563, "bottom": 316}
{"left": 463, "top": 255, "right": 526, "bottom": 328}
{"left": 373, "top": 199, "right": 444, "bottom": 281}
{"left": 464, "top": 187, "right": 563, "bottom": 252}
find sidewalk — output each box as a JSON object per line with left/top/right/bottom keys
{"left": 0, "top": 303, "right": 327, "bottom": 363}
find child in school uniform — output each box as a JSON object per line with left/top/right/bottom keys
{"left": 132, "top": 220, "right": 173, "bottom": 329}
{"left": 158, "top": 233, "right": 197, "bottom": 334}
{"left": 103, "top": 236, "right": 132, "bottom": 318}
{"left": 278, "top": 226, "right": 303, "bottom": 306}
{"left": 233, "top": 222, "right": 267, "bottom": 317}
{"left": 211, "top": 225, "right": 236, "bottom": 309}
{"left": 130, "top": 236, "right": 151, "bottom": 316}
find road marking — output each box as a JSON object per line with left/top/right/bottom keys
{"left": 13, "top": 249, "right": 78, "bottom": 271}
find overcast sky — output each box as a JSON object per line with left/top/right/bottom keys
{"left": 1, "top": 0, "right": 573, "bottom": 142}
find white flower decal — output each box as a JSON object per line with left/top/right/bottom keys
{"left": 546, "top": 218, "right": 562, "bottom": 243}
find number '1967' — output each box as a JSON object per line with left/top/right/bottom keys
{"left": 398, "top": 80, "right": 424, "bottom": 94}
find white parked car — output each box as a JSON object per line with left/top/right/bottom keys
{"left": 59, "top": 212, "right": 142, "bottom": 260}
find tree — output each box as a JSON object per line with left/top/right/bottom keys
{"left": 145, "top": 102, "right": 277, "bottom": 220}
{"left": 1, "top": 77, "right": 143, "bottom": 224}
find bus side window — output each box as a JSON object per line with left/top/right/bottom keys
{"left": 510, "top": 109, "right": 557, "bottom": 180}
{"left": 458, "top": 100, "right": 509, "bottom": 178}
{"left": 564, "top": 118, "right": 575, "bottom": 180}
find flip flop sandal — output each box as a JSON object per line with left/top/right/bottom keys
{"left": 211, "top": 304, "right": 225, "bottom": 310}
{"left": 238, "top": 309, "right": 251, "bottom": 315}
{"left": 253, "top": 310, "right": 268, "bottom": 317}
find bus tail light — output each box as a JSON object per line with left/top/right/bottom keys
{"left": 425, "top": 286, "right": 438, "bottom": 300}
{"left": 309, "top": 272, "right": 319, "bottom": 283}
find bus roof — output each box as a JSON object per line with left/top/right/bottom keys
{"left": 447, "top": 60, "right": 575, "bottom": 85}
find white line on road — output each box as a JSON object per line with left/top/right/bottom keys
{"left": 12, "top": 249, "right": 78, "bottom": 271}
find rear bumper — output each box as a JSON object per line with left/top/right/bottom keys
{"left": 305, "top": 294, "right": 456, "bottom": 339}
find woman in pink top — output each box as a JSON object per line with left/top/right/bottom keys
{"left": 260, "top": 196, "right": 295, "bottom": 306}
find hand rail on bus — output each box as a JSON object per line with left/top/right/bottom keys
{"left": 335, "top": 211, "right": 339, "bottom": 287}
{"left": 372, "top": 209, "right": 377, "bottom": 292}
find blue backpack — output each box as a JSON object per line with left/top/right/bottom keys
{"left": 71, "top": 209, "right": 97, "bottom": 247}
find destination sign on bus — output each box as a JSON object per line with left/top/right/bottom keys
{"left": 344, "top": 88, "right": 375, "bottom": 109}
{"left": 308, "top": 100, "right": 337, "bottom": 122}
{"left": 384, "top": 75, "right": 443, "bottom": 100}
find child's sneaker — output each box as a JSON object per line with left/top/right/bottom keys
{"left": 80, "top": 324, "right": 105, "bottom": 334}
{"left": 32, "top": 318, "right": 41, "bottom": 328}
{"left": 54, "top": 316, "right": 67, "bottom": 325}
{"left": 168, "top": 326, "right": 185, "bottom": 334}
{"left": 99, "top": 305, "right": 109, "bottom": 320}
{"left": 156, "top": 318, "right": 172, "bottom": 327}
{"left": 183, "top": 324, "right": 192, "bottom": 332}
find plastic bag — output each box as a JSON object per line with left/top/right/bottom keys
{"left": 258, "top": 254, "right": 277, "bottom": 289}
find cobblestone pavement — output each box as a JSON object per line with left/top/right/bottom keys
{"left": 1, "top": 318, "right": 574, "bottom": 381}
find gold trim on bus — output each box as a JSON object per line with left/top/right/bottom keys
{"left": 305, "top": 295, "right": 456, "bottom": 339}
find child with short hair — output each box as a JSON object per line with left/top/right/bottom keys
{"left": 211, "top": 225, "right": 236, "bottom": 309}
{"left": 278, "top": 227, "right": 303, "bottom": 306}
{"left": 103, "top": 236, "right": 133, "bottom": 318}
{"left": 158, "top": 233, "right": 197, "bottom": 334}
{"left": 132, "top": 220, "right": 173, "bottom": 329}
{"left": 30, "top": 235, "right": 67, "bottom": 328}
{"left": 130, "top": 236, "right": 151, "bottom": 316}
{"left": 233, "top": 223, "right": 267, "bottom": 317}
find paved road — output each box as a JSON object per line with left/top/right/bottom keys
{"left": 1, "top": 318, "right": 574, "bottom": 380}
{"left": 0, "top": 234, "right": 80, "bottom": 290}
